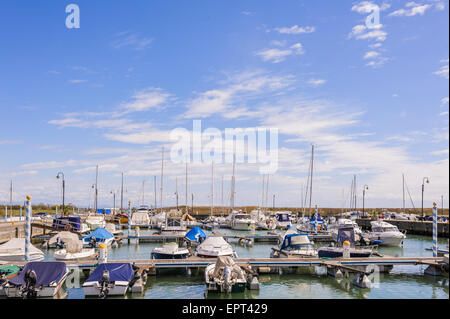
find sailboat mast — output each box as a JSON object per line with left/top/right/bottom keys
{"left": 261, "top": 174, "right": 265, "bottom": 209}
{"left": 308, "top": 144, "right": 314, "bottom": 218}
{"left": 94, "top": 165, "right": 98, "bottom": 212}
{"left": 266, "top": 174, "right": 270, "bottom": 210}
{"left": 153, "top": 175, "right": 157, "bottom": 211}
{"left": 142, "top": 180, "right": 145, "bottom": 207}
{"left": 120, "top": 172, "right": 124, "bottom": 213}
{"left": 211, "top": 162, "right": 214, "bottom": 216}
{"left": 175, "top": 177, "right": 178, "bottom": 210}
{"left": 185, "top": 162, "right": 188, "bottom": 214}
{"left": 402, "top": 173, "right": 405, "bottom": 213}
{"left": 160, "top": 147, "right": 164, "bottom": 213}
{"left": 230, "top": 152, "right": 236, "bottom": 211}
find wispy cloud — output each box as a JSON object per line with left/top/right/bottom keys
{"left": 256, "top": 43, "right": 305, "bottom": 63}
{"left": 69, "top": 79, "right": 88, "bottom": 84}
{"left": 434, "top": 59, "right": 449, "bottom": 79}
{"left": 110, "top": 31, "right": 153, "bottom": 50}
{"left": 308, "top": 79, "right": 327, "bottom": 87}
{"left": 274, "top": 25, "right": 315, "bottom": 34}
{"left": 120, "top": 87, "right": 171, "bottom": 112}
{"left": 389, "top": 2, "right": 432, "bottom": 17}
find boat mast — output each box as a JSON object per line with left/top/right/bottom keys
{"left": 211, "top": 161, "right": 214, "bottom": 217}
{"left": 221, "top": 175, "right": 224, "bottom": 216}
{"left": 185, "top": 161, "right": 188, "bottom": 214}
{"left": 120, "top": 172, "right": 124, "bottom": 213}
{"left": 153, "top": 175, "right": 157, "bottom": 212}
{"left": 402, "top": 173, "right": 405, "bottom": 214}
{"left": 142, "top": 180, "right": 145, "bottom": 207}
{"left": 160, "top": 147, "right": 164, "bottom": 213}
{"left": 261, "top": 174, "right": 265, "bottom": 209}
{"left": 308, "top": 144, "right": 314, "bottom": 218}
{"left": 230, "top": 152, "right": 236, "bottom": 212}
{"left": 9, "top": 180, "right": 12, "bottom": 218}
{"left": 94, "top": 165, "right": 98, "bottom": 212}
{"left": 266, "top": 174, "right": 270, "bottom": 211}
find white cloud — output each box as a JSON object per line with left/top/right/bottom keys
{"left": 69, "top": 79, "right": 87, "bottom": 84}
{"left": 441, "top": 97, "right": 449, "bottom": 105}
{"left": 351, "top": 1, "right": 380, "bottom": 13}
{"left": 308, "top": 79, "right": 327, "bottom": 87}
{"left": 364, "top": 51, "right": 380, "bottom": 59}
{"left": 365, "top": 57, "right": 389, "bottom": 68}
{"left": 434, "top": 62, "right": 449, "bottom": 79}
{"left": 274, "top": 25, "right": 315, "bottom": 34}
{"left": 256, "top": 43, "right": 305, "bottom": 63}
{"left": 389, "top": 3, "right": 432, "bottom": 16}
{"left": 120, "top": 87, "right": 170, "bottom": 112}
{"left": 110, "top": 31, "right": 153, "bottom": 50}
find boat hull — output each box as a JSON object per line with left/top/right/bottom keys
{"left": 5, "top": 270, "right": 69, "bottom": 298}
{"left": 318, "top": 248, "right": 372, "bottom": 258}
{"left": 83, "top": 281, "right": 129, "bottom": 297}
{"left": 151, "top": 252, "right": 189, "bottom": 259}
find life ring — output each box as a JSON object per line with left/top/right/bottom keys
{"left": 65, "top": 224, "right": 72, "bottom": 231}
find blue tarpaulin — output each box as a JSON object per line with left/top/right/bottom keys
{"left": 185, "top": 227, "right": 206, "bottom": 242}
{"left": 8, "top": 262, "right": 67, "bottom": 287}
{"left": 96, "top": 209, "right": 112, "bottom": 215}
{"left": 85, "top": 263, "right": 134, "bottom": 283}
{"left": 83, "top": 228, "right": 113, "bottom": 243}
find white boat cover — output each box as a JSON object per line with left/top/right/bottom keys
{"left": 0, "top": 238, "right": 44, "bottom": 258}
{"left": 48, "top": 231, "right": 80, "bottom": 246}
{"left": 213, "top": 256, "right": 242, "bottom": 278}
{"left": 131, "top": 212, "right": 150, "bottom": 224}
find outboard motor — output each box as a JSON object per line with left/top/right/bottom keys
{"left": 99, "top": 270, "right": 110, "bottom": 298}
{"left": 89, "top": 236, "right": 97, "bottom": 248}
{"left": 223, "top": 266, "right": 232, "bottom": 293}
{"left": 129, "top": 263, "right": 140, "bottom": 288}
{"left": 55, "top": 237, "right": 64, "bottom": 249}
{"left": 23, "top": 269, "right": 37, "bottom": 299}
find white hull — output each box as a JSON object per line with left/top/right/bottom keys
{"left": 0, "top": 253, "right": 44, "bottom": 262}
{"left": 83, "top": 281, "right": 129, "bottom": 297}
{"left": 83, "top": 237, "right": 114, "bottom": 248}
{"left": 5, "top": 269, "right": 69, "bottom": 298}
{"left": 231, "top": 221, "right": 255, "bottom": 231}
{"left": 54, "top": 248, "right": 96, "bottom": 260}
{"left": 276, "top": 222, "right": 292, "bottom": 230}
{"left": 366, "top": 232, "right": 405, "bottom": 246}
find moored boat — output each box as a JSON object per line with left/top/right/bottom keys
{"left": 271, "top": 230, "right": 317, "bottom": 258}
{"left": 83, "top": 228, "right": 115, "bottom": 247}
{"left": 151, "top": 242, "right": 190, "bottom": 259}
{"left": 83, "top": 263, "right": 135, "bottom": 298}
{"left": 364, "top": 220, "right": 406, "bottom": 247}
{"left": 195, "top": 236, "right": 235, "bottom": 258}
{"left": 205, "top": 256, "right": 247, "bottom": 293}
{"left": 318, "top": 227, "right": 373, "bottom": 258}
{"left": 0, "top": 238, "right": 44, "bottom": 262}
{"left": 4, "top": 262, "right": 69, "bottom": 298}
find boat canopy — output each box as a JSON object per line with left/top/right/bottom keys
{"left": 83, "top": 228, "right": 114, "bottom": 242}
{"left": 96, "top": 209, "right": 111, "bottom": 215}
{"left": 185, "top": 227, "right": 207, "bottom": 242}
{"left": 276, "top": 213, "right": 290, "bottom": 222}
{"left": 8, "top": 262, "right": 67, "bottom": 287}
{"left": 336, "top": 227, "right": 356, "bottom": 248}
{"left": 85, "top": 263, "right": 134, "bottom": 283}
{"left": 280, "top": 234, "right": 311, "bottom": 250}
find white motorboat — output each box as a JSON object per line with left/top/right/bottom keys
{"left": 83, "top": 263, "right": 135, "bottom": 298}
{"left": 85, "top": 214, "right": 106, "bottom": 230}
{"left": 250, "top": 210, "right": 276, "bottom": 230}
{"left": 130, "top": 211, "right": 151, "bottom": 228}
{"left": 160, "top": 210, "right": 187, "bottom": 236}
{"left": 271, "top": 229, "right": 317, "bottom": 258}
{"left": 274, "top": 212, "right": 292, "bottom": 230}
{"left": 151, "top": 242, "right": 190, "bottom": 259}
{"left": 53, "top": 236, "right": 95, "bottom": 261}
{"left": 83, "top": 228, "right": 115, "bottom": 247}
{"left": 0, "top": 238, "right": 44, "bottom": 262}
{"left": 329, "top": 218, "right": 363, "bottom": 242}
{"left": 230, "top": 211, "right": 255, "bottom": 231}
{"left": 195, "top": 236, "right": 235, "bottom": 258}
{"left": 4, "top": 262, "right": 69, "bottom": 298}
{"left": 205, "top": 256, "right": 247, "bottom": 293}
{"left": 364, "top": 220, "right": 406, "bottom": 247}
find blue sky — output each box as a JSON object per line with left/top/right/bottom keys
{"left": 0, "top": 0, "right": 448, "bottom": 210}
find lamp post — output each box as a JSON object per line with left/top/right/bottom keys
{"left": 56, "top": 172, "right": 65, "bottom": 217}
{"left": 421, "top": 177, "right": 430, "bottom": 217}
{"left": 362, "top": 185, "right": 369, "bottom": 216}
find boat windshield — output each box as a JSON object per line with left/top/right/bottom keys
{"left": 234, "top": 214, "right": 250, "bottom": 220}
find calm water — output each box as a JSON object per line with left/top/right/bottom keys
{"left": 31, "top": 228, "right": 450, "bottom": 299}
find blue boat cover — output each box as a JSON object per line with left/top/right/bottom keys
{"left": 85, "top": 263, "right": 134, "bottom": 283}
{"left": 83, "top": 228, "right": 114, "bottom": 242}
{"left": 336, "top": 227, "right": 356, "bottom": 247}
{"left": 276, "top": 214, "right": 290, "bottom": 222}
{"left": 280, "top": 234, "right": 309, "bottom": 250}
{"left": 9, "top": 262, "right": 67, "bottom": 287}
{"left": 185, "top": 227, "right": 207, "bottom": 242}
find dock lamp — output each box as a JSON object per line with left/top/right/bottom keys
{"left": 362, "top": 185, "right": 369, "bottom": 216}
{"left": 421, "top": 177, "right": 430, "bottom": 218}
{"left": 56, "top": 172, "right": 65, "bottom": 217}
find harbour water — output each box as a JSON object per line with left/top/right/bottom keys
{"left": 36, "top": 229, "right": 449, "bottom": 299}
